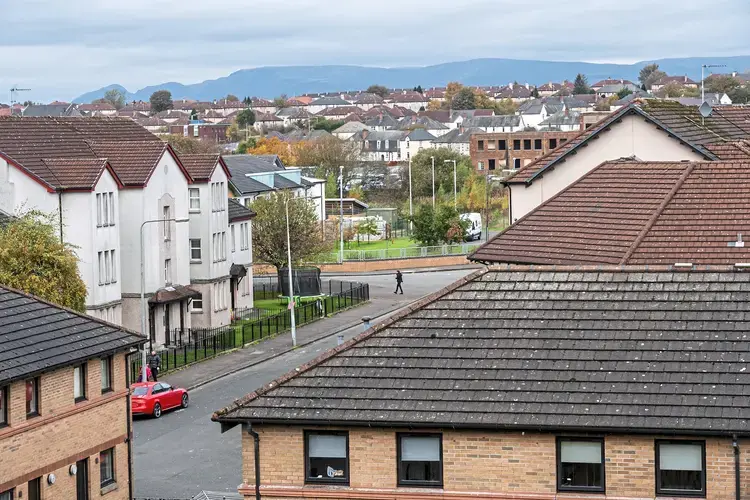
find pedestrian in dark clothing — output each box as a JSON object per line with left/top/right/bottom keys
{"left": 148, "top": 350, "right": 161, "bottom": 381}
{"left": 394, "top": 270, "right": 404, "bottom": 294}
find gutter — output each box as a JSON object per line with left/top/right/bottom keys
{"left": 58, "top": 191, "right": 64, "bottom": 243}
{"left": 245, "top": 423, "right": 261, "bottom": 500}
{"left": 125, "top": 361, "right": 134, "bottom": 500}
{"left": 733, "top": 434, "right": 741, "bottom": 500}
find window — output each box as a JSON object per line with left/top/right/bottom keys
{"left": 101, "top": 357, "right": 112, "bottom": 393}
{"left": 111, "top": 250, "right": 116, "bottom": 283}
{"left": 477, "top": 140, "right": 484, "bottom": 151}
{"left": 109, "top": 193, "right": 115, "bottom": 226}
{"left": 513, "top": 139, "right": 521, "bottom": 150}
{"left": 102, "top": 192, "right": 109, "bottom": 226}
{"left": 487, "top": 140, "right": 496, "bottom": 150}
{"left": 222, "top": 232, "right": 227, "bottom": 261}
{"left": 305, "top": 431, "right": 349, "bottom": 484}
{"left": 164, "top": 259, "right": 172, "bottom": 284}
{"left": 560, "top": 138, "right": 568, "bottom": 144}
{"left": 192, "top": 295, "right": 203, "bottom": 312}
{"left": 0, "top": 385, "right": 7, "bottom": 426}
{"left": 100, "top": 448, "right": 115, "bottom": 487}
{"left": 376, "top": 140, "right": 381, "bottom": 149}
{"left": 549, "top": 138, "right": 558, "bottom": 149}
{"left": 385, "top": 140, "right": 389, "bottom": 149}
{"left": 523, "top": 139, "right": 532, "bottom": 150}
{"left": 74, "top": 364, "right": 86, "bottom": 402}
{"left": 241, "top": 223, "right": 249, "bottom": 250}
{"left": 534, "top": 138, "right": 543, "bottom": 150}
{"left": 231, "top": 225, "right": 236, "bottom": 253}
{"left": 477, "top": 161, "right": 484, "bottom": 171}
{"left": 488, "top": 159, "right": 496, "bottom": 171}
{"left": 514, "top": 158, "right": 521, "bottom": 169}
{"left": 96, "top": 193, "right": 102, "bottom": 226}
{"left": 193, "top": 125, "right": 200, "bottom": 137}
{"left": 28, "top": 478, "right": 41, "bottom": 500}
{"left": 163, "top": 206, "right": 171, "bottom": 240}
{"left": 98, "top": 251, "right": 104, "bottom": 285}
{"left": 397, "top": 434, "right": 442, "bottom": 487}
{"left": 557, "top": 438, "right": 604, "bottom": 492}
{"left": 25, "top": 378, "right": 39, "bottom": 417}
{"left": 190, "top": 239, "right": 202, "bottom": 261}
{"left": 364, "top": 140, "right": 369, "bottom": 149}
{"left": 189, "top": 188, "right": 200, "bottom": 211}
{"left": 656, "top": 441, "right": 705, "bottom": 497}
{"left": 104, "top": 251, "right": 111, "bottom": 284}
{"left": 0, "top": 489, "right": 13, "bottom": 500}
{"left": 498, "top": 139, "right": 507, "bottom": 150}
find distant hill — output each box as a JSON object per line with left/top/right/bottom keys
{"left": 73, "top": 56, "right": 750, "bottom": 103}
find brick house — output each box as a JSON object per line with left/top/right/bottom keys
{"left": 470, "top": 130, "right": 579, "bottom": 173}
{"left": 214, "top": 266, "right": 750, "bottom": 500}
{"left": 0, "top": 285, "right": 145, "bottom": 500}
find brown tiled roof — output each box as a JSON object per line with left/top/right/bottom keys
{"left": 471, "top": 160, "right": 750, "bottom": 266}
{"left": 86, "top": 140, "right": 169, "bottom": 186}
{"left": 704, "top": 140, "right": 750, "bottom": 160}
{"left": 505, "top": 101, "right": 750, "bottom": 185}
{"left": 179, "top": 154, "right": 226, "bottom": 182}
{"left": 40, "top": 158, "right": 116, "bottom": 190}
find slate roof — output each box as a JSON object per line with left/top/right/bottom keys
{"left": 333, "top": 121, "right": 371, "bottom": 134}
{"left": 405, "top": 128, "right": 436, "bottom": 141}
{"left": 398, "top": 116, "right": 447, "bottom": 131}
{"left": 539, "top": 111, "right": 581, "bottom": 128}
{"left": 0, "top": 285, "right": 146, "bottom": 385}
{"left": 215, "top": 265, "right": 750, "bottom": 435}
{"left": 432, "top": 127, "right": 483, "bottom": 144}
{"left": 180, "top": 154, "right": 226, "bottom": 182}
{"left": 274, "top": 174, "right": 304, "bottom": 190}
{"left": 354, "top": 93, "right": 384, "bottom": 105}
{"left": 310, "top": 96, "right": 350, "bottom": 106}
{"left": 22, "top": 104, "right": 81, "bottom": 117}
{"left": 316, "top": 106, "right": 364, "bottom": 117}
{"left": 363, "top": 114, "right": 400, "bottom": 129}
{"left": 471, "top": 160, "right": 750, "bottom": 266}
{"left": 228, "top": 198, "right": 255, "bottom": 222}
{"left": 0, "top": 209, "right": 15, "bottom": 227}
{"left": 223, "top": 154, "right": 283, "bottom": 174}
{"left": 463, "top": 115, "right": 521, "bottom": 129}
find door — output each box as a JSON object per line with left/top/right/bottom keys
{"left": 230, "top": 278, "right": 237, "bottom": 310}
{"left": 164, "top": 383, "right": 180, "bottom": 408}
{"left": 28, "top": 478, "right": 41, "bottom": 500}
{"left": 76, "top": 458, "right": 89, "bottom": 500}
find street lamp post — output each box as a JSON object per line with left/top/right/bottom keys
{"left": 408, "top": 158, "right": 413, "bottom": 232}
{"left": 339, "top": 165, "right": 344, "bottom": 263}
{"left": 444, "top": 159, "right": 457, "bottom": 207}
{"left": 484, "top": 175, "right": 501, "bottom": 241}
{"left": 285, "top": 197, "right": 297, "bottom": 347}
{"left": 430, "top": 156, "right": 435, "bottom": 208}
{"left": 140, "top": 217, "right": 189, "bottom": 383}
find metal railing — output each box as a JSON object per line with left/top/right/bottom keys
{"left": 317, "top": 243, "right": 478, "bottom": 262}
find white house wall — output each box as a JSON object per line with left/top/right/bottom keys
{"left": 509, "top": 114, "right": 706, "bottom": 222}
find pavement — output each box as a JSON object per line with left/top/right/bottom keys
{"left": 132, "top": 268, "right": 476, "bottom": 500}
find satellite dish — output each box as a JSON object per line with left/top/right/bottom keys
{"left": 699, "top": 101, "right": 713, "bottom": 118}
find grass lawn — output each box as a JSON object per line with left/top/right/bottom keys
{"left": 345, "top": 236, "right": 417, "bottom": 251}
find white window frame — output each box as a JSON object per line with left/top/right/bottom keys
{"left": 110, "top": 250, "right": 116, "bottom": 283}
{"left": 163, "top": 206, "right": 171, "bottom": 241}
{"left": 96, "top": 193, "right": 102, "bottom": 227}
{"left": 192, "top": 295, "right": 203, "bottom": 312}
{"left": 108, "top": 192, "right": 115, "bottom": 226}
{"left": 74, "top": 364, "right": 86, "bottom": 402}
{"left": 222, "top": 232, "right": 227, "bottom": 261}
{"left": 190, "top": 239, "right": 202, "bottom": 261}
{"left": 104, "top": 251, "right": 111, "bottom": 284}
{"left": 231, "top": 225, "right": 236, "bottom": 253}
{"left": 189, "top": 188, "right": 201, "bottom": 212}
{"left": 98, "top": 251, "right": 104, "bottom": 285}
{"left": 164, "top": 258, "right": 171, "bottom": 285}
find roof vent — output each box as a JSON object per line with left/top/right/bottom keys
{"left": 673, "top": 263, "right": 693, "bottom": 268}
{"left": 728, "top": 234, "right": 745, "bottom": 248}
{"left": 735, "top": 263, "right": 750, "bottom": 270}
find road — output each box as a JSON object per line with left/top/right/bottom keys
{"left": 132, "top": 268, "right": 476, "bottom": 499}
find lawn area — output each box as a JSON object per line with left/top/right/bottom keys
{"left": 253, "top": 296, "right": 323, "bottom": 311}
{"left": 345, "top": 236, "right": 417, "bottom": 251}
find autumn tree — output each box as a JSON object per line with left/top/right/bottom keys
{"left": 0, "top": 210, "right": 87, "bottom": 311}
{"left": 573, "top": 74, "right": 592, "bottom": 94}
{"left": 162, "top": 134, "right": 221, "bottom": 154}
{"left": 494, "top": 98, "right": 518, "bottom": 115}
{"left": 639, "top": 63, "right": 667, "bottom": 90}
{"left": 247, "top": 136, "right": 296, "bottom": 165}
{"left": 103, "top": 89, "right": 126, "bottom": 109}
{"left": 427, "top": 99, "right": 443, "bottom": 111}
{"left": 149, "top": 90, "right": 173, "bottom": 114}
{"left": 451, "top": 87, "right": 477, "bottom": 110}
{"left": 355, "top": 218, "right": 378, "bottom": 244}
{"left": 444, "top": 82, "right": 464, "bottom": 105}
{"left": 225, "top": 94, "right": 239, "bottom": 102}
{"left": 236, "top": 109, "right": 256, "bottom": 129}
{"left": 251, "top": 192, "right": 330, "bottom": 272}
{"left": 407, "top": 148, "right": 472, "bottom": 200}
{"left": 366, "top": 85, "right": 389, "bottom": 98}
{"left": 294, "top": 136, "right": 358, "bottom": 184}
{"left": 705, "top": 74, "right": 741, "bottom": 94}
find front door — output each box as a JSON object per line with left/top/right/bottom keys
{"left": 76, "top": 458, "right": 89, "bottom": 500}
{"left": 230, "top": 278, "right": 237, "bottom": 310}
{"left": 164, "top": 304, "right": 171, "bottom": 346}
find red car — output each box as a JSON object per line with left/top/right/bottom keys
{"left": 131, "top": 382, "right": 189, "bottom": 418}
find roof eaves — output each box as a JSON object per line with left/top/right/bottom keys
{"left": 212, "top": 267, "right": 490, "bottom": 423}
{"left": 0, "top": 151, "right": 57, "bottom": 193}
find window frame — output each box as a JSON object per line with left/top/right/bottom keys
{"left": 0, "top": 489, "right": 14, "bottom": 500}
{"left": 25, "top": 377, "right": 40, "bottom": 418}
{"left": 396, "top": 432, "right": 443, "bottom": 488}
{"left": 74, "top": 364, "right": 87, "bottom": 402}
{"left": 96, "top": 193, "right": 103, "bottom": 227}
{"left": 549, "top": 138, "right": 558, "bottom": 149}
{"left": 108, "top": 192, "right": 115, "bottom": 226}
{"left": 534, "top": 138, "right": 543, "bottom": 150}
{"left": 27, "top": 477, "right": 41, "bottom": 500}
{"left": 164, "top": 258, "right": 172, "bottom": 285}
{"left": 513, "top": 139, "right": 521, "bottom": 150}
{"left": 556, "top": 437, "right": 605, "bottom": 493}
{"left": 304, "top": 430, "right": 350, "bottom": 485}
{"left": 231, "top": 225, "right": 236, "bottom": 253}
{"left": 523, "top": 138, "right": 532, "bottom": 150}
{"left": 189, "top": 187, "right": 201, "bottom": 212}
{"left": 190, "top": 238, "right": 202, "bottom": 262}
{"left": 99, "top": 447, "right": 116, "bottom": 488}
{"left": 477, "top": 140, "right": 484, "bottom": 151}
{"left": 0, "top": 385, "right": 7, "bottom": 427}
{"left": 655, "top": 440, "right": 706, "bottom": 498}
{"left": 98, "top": 251, "right": 104, "bottom": 285}
{"left": 163, "top": 206, "right": 171, "bottom": 241}
{"left": 192, "top": 295, "right": 203, "bottom": 312}
{"left": 101, "top": 356, "right": 113, "bottom": 394}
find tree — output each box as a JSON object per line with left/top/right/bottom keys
{"left": 225, "top": 94, "right": 239, "bottom": 102}
{"left": 189, "top": 108, "right": 198, "bottom": 120}
{"left": 103, "top": 89, "right": 125, "bottom": 110}
{"left": 150, "top": 90, "right": 173, "bottom": 114}
{"left": 312, "top": 119, "right": 345, "bottom": 132}
{"left": 0, "top": 210, "right": 87, "bottom": 311}
{"left": 427, "top": 99, "right": 443, "bottom": 111}
{"left": 273, "top": 95, "right": 288, "bottom": 109}
{"left": 729, "top": 86, "right": 750, "bottom": 104}
{"left": 348, "top": 184, "right": 365, "bottom": 201}
{"left": 616, "top": 88, "right": 633, "bottom": 99}
{"left": 247, "top": 137, "right": 296, "bottom": 165}
{"left": 226, "top": 122, "right": 244, "bottom": 142}
{"left": 243, "top": 96, "right": 252, "bottom": 106}
{"left": 251, "top": 192, "right": 330, "bottom": 271}
{"left": 236, "top": 109, "right": 256, "bottom": 129}
{"left": 531, "top": 87, "right": 540, "bottom": 98}
{"left": 705, "top": 75, "right": 741, "bottom": 94}
{"left": 494, "top": 98, "right": 518, "bottom": 115}
{"left": 406, "top": 148, "right": 472, "bottom": 200}
{"left": 451, "top": 87, "right": 477, "bottom": 110}
{"left": 162, "top": 134, "right": 221, "bottom": 154}
{"left": 293, "top": 136, "right": 359, "bottom": 184}
{"left": 410, "top": 204, "right": 468, "bottom": 246}
{"left": 366, "top": 85, "right": 389, "bottom": 98}
{"left": 661, "top": 82, "right": 690, "bottom": 98}
{"left": 639, "top": 63, "right": 667, "bottom": 90}
{"left": 573, "top": 74, "right": 591, "bottom": 95}
{"left": 444, "top": 82, "right": 464, "bottom": 105}
{"left": 355, "top": 218, "right": 378, "bottom": 244}
{"left": 413, "top": 85, "right": 424, "bottom": 94}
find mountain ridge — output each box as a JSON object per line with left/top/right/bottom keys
{"left": 73, "top": 56, "right": 750, "bottom": 103}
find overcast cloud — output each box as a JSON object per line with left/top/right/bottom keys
{"left": 1, "top": 0, "right": 748, "bottom": 101}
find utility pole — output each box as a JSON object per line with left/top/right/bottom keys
{"left": 408, "top": 158, "right": 413, "bottom": 232}
{"left": 430, "top": 156, "right": 435, "bottom": 208}
{"left": 339, "top": 166, "right": 344, "bottom": 263}
{"left": 285, "top": 198, "right": 297, "bottom": 347}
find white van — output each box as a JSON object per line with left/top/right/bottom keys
{"left": 460, "top": 212, "right": 482, "bottom": 241}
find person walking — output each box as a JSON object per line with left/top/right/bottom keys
{"left": 394, "top": 270, "right": 404, "bottom": 295}
{"left": 148, "top": 350, "right": 161, "bottom": 382}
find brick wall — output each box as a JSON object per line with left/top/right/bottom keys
{"left": 254, "top": 255, "right": 473, "bottom": 276}
{"left": 469, "top": 131, "right": 580, "bottom": 174}
{"left": 0, "top": 353, "right": 132, "bottom": 498}
{"left": 239, "top": 425, "right": 750, "bottom": 500}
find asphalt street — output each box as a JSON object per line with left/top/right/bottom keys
{"left": 132, "top": 269, "right": 476, "bottom": 499}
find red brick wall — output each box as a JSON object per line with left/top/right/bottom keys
{"left": 469, "top": 131, "right": 580, "bottom": 174}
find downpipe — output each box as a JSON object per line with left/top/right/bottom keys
{"left": 733, "top": 435, "right": 741, "bottom": 500}
{"left": 246, "top": 424, "right": 261, "bottom": 500}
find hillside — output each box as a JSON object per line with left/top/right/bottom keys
{"left": 73, "top": 55, "right": 750, "bottom": 103}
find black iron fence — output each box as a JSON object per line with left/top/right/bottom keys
{"left": 128, "top": 283, "right": 369, "bottom": 382}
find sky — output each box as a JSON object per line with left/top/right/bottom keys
{"left": 1, "top": 0, "right": 748, "bottom": 102}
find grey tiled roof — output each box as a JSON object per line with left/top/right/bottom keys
{"left": 213, "top": 266, "right": 750, "bottom": 435}
{"left": 228, "top": 198, "right": 255, "bottom": 222}
{"left": 0, "top": 286, "right": 146, "bottom": 385}
{"left": 223, "top": 154, "right": 283, "bottom": 174}
{"left": 310, "top": 96, "right": 350, "bottom": 106}
{"left": 22, "top": 104, "right": 82, "bottom": 117}
{"left": 405, "top": 128, "right": 436, "bottom": 141}
{"left": 462, "top": 115, "right": 521, "bottom": 128}
{"left": 432, "top": 127, "right": 483, "bottom": 144}
{"left": 274, "top": 174, "right": 304, "bottom": 190}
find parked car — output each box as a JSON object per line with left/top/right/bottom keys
{"left": 131, "top": 381, "right": 189, "bottom": 418}
{"left": 460, "top": 212, "right": 482, "bottom": 241}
